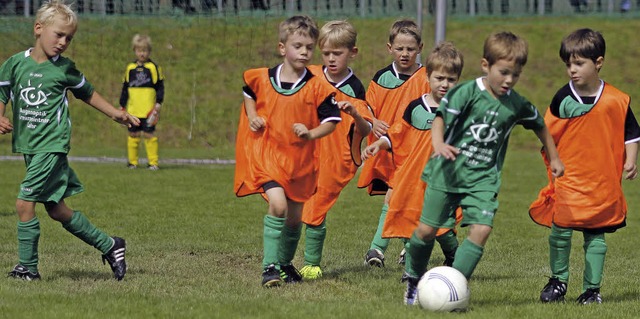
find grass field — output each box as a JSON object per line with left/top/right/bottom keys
{"left": 1, "top": 147, "right": 639, "bottom": 318}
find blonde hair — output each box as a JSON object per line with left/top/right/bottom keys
{"left": 388, "top": 19, "right": 421, "bottom": 45}
{"left": 318, "top": 20, "right": 357, "bottom": 50}
{"left": 483, "top": 31, "right": 528, "bottom": 67}
{"left": 278, "top": 15, "right": 319, "bottom": 44}
{"left": 426, "top": 41, "right": 464, "bottom": 77}
{"left": 35, "top": 0, "right": 77, "bottom": 28}
{"left": 132, "top": 34, "right": 152, "bottom": 51}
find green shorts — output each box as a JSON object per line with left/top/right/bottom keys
{"left": 420, "top": 187, "right": 499, "bottom": 228}
{"left": 19, "top": 153, "right": 84, "bottom": 203}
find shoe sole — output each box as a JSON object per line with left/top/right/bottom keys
{"left": 262, "top": 278, "right": 282, "bottom": 288}
{"left": 365, "top": 258, "right": 384, "bottom": 267}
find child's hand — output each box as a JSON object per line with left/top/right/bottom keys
{"left": 338, "top": 101, "right": 358, "bottom": 116}
{"left": 361, "top": 143, "right": 380, "bottom": 161}
{"left": 624, "top": 161, "right": 638, "bottom": 180}
{"left": 249, "top": 115, "right": 266, "bottom": 132}
{"left": 114, "top": 109, "right": 140, "bottom": 128}
{"left": 432, "top": 142, "right": 459, "bottom": 161}
{"left": 549, "top": 158, "right": 565, "bottom": 178}
{"left": 0, "top": 116, "right": 12, "bottom": 134}
{"left": 372, "top": 118, "right": 389, "bottom": 138}
{"left": 293, "top": 123, "right": 311, "bottom": 140}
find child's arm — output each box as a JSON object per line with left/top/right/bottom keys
{"left": 244, "top": 96, "right": 266, "bottom": 131}
{"left": 0, "top": 101, "right": 12, "bottom": 134}
{"left": 431, "top": 116, "right": 459, "bottom": 160}
{"left": 338, "top": 101, "right": 371, "bottom": 136}
{"left": 84, "top": 91, "right": 140, "bottom": 128}
{"left": 624, "top": 142, "right": 638, "bottom": 180}
{"left": 372, "top": 118, "right": 390, "bottom": 138}
{"left": 534, "top": 126, "right": 564, "bottom": 178}
{"left": 293, "top": 121, "right": 336, "bottom": 140}
{"left": 362, "top": 138, "right": 390, "bottom": 161}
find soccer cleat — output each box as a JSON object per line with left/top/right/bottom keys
{"left": 443, "top": 247, "right": 457, "bottom": 267}
{"left": 148, "top": 165, "right": 159, "bottom": 171}
{"left": 540, "top": 277, "right": 567, "bottom": 303}
{"left": 261, "top": 264, "right": 282, "bottom": 288}
{"left": 299, "top": 265, "right": 323, "bottom": 280}
{"left": 102, "top": 237, "right": 127, "bottom": 281}
{"left": 398, "top": 248, "right": 406, "bottom": 265}
{"left": 279, "top": 264, "right": 303, "bottom": 283}
{"left": 7, "top": 264, "right": 41, "bottom": 281}
{"left": 401, "top": 272, "right": 419, "bottom": 305}
{"left": 364, "top": 248, "right": 385, "bottom": 267}
{"left": 127, "top": 163, "right": 137, "bottom": 169}
{"left": 576, "top": 288, "right": 603, "bottom": 305}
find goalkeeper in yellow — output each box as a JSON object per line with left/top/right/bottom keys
{"left": 120, "top": 34, "right": 165, "bottom": 170}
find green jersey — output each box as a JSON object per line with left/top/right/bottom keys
{"left": 0, "top": 49, "right": 94, "bottom": 154}
{"left": 422, "top": 78, "right": 545, "bottom": 193}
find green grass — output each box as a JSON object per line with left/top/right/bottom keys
{"left": 2, "top": 15, "right": 640, "bottom": 158}
{"left": 1, "top": 147, "right": 640, "bottom": 318}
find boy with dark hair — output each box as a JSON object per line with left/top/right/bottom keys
{"left": 530, "top": 28, "right": 640, "bottom": 305}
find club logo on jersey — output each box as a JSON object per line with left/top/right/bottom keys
{"left": 466, "top": 116, "right": 502, "bottom": 144}
{"left": 19, "top": 79, "right": 50, "bottom": 108}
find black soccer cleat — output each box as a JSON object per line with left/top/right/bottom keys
{"left": 540, "top": 277, "right": 567, "bottom": 303}
{"left": 7, "top": 264, "right": 41, "bottom": 281}
{"left": 364, "top": 249, "right": 385, "bottom": 267}
{"left": 102, "top": 237, "right": 127, "bottom": 281}
{"left": 261, "top": 264, "right": 282, "bottom": 288}
{"left": 576, "top": 288, "right": 603, "bottom": 305}
{"left": 279, "top": 264, "right": 303, "bottom": 284}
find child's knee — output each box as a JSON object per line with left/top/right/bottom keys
{"left": 415, "top": 223, "right": 437, "bottom": 241}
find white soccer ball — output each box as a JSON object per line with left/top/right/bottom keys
{"left": 417, "top": 266, "right": 470, "bottom": 312}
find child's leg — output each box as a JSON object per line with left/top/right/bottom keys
{"left": 549, "top": 224, "right": 573, "bottom": 283}
{"left": 143, "top": 132, "right": 159, "bottom": 167}
{"left": 15, "top": 200, "right": 40, "bottom": 273}
{"left": 365, "top": 189, "right": 393, "bottom": 266}
{"left": 405, "top": 223, "right": 437, "bottom": 278}
{"left": 452, "top": 225, "right": 490, "bottom": 279}
{"left": 303, "top": 220, "right": 326, "bottom": 266}
{"left": 582, "top": 231, "right": 606, "bottom": 291}
{"left": 435, "top": 229, "right": 459, "bottom": 266}
{"left": 46, "top": 200, "right": 114, "bottom": 254}
{"left": 262, "top": 187, "right": 288, "bottom": 269}
{"left": 127, "top": 131, "right": 141, "bottom": 166}
{"left": 278, "top": 199, "right": 304, "bottom": 266}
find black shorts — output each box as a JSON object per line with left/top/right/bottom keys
{"left": 128, "top": 118, "right": 156, "bottom": 133}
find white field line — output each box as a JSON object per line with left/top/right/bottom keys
{"left": 0, "top": 155, "right": 235, "bottom": 165}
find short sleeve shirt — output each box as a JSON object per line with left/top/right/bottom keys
{"left": 0, "top": 49, "right": 94, "bottom": 154}
{"left": 423, "top": 77, "right": 545, "bottom": 193}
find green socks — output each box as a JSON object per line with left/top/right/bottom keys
{"left": 452, "top": 238, "right": 484, "bottom": 279}
{"left": 549, "top": 224, "right": 572, "bottom": 282}
{"left": 263, "top": 215, "right": 284, "bottom": 269}
{"left": 18, "top": 217, "right": 40, "bottom": 273}
{"left": 304, "top": 221, "right": 327, "bottom": 266}
{"left": 279, "top": 223, "right": 302, "bottom": 266}
{"left": 583, "top": 232, "right": 606, "bottom": 290}
{"left": 369, "top": 204, "right": 390, "bottom": 252}
{"left": 62, "top": 211, "right": 113, "bottom": 254}
{"left": 436, "top": 229, "right": 459, "bottom": 256}
{"left": 405, "top": 232, "right": 434, "bottom": 278}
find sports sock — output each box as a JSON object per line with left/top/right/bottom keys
{"left": 405, "top": 232, "right": 434, "bottom": 278}
{"left": 263, "top": 215, "right": 284, "bottom": 269}
{"left": 436, "top": 229, "right": 459, "bottom": 257}
{"left": 17, "top": 217, "right": 40, "bottom": 273}
{"left": 303, "top": 221, "right": 326, "bottom": 266}
{"left": 62, "top": 211, "right": 113, "bottom": 254}
{"left": 583, "top": 231, "right": 606, "bottom": 290}
{"left": 279, "top": 223, "right": 302, "bottom": 266}
{"left": 144, "top": 136, "right": 159, "bottom": 166}
{"left": 369, "top": 204, "right": 390, "bottom": 252}
{"left": 452, "top": 238, "right": 484, "bottom": 279}
{"left": 127, "top": 136, "right": 140, "bottom": 166}
{"left": 549, "top": 224, "right": 572, "bottom": 282}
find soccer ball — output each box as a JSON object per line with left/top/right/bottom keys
{"left": 417, "top": 266, "right": 470, "bottom": 312}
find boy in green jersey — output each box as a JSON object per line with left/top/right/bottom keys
{"left": 0, "top": 0, "right": 139, "bottom": 281}
{"left": 400, "top": 32, "right": 565, "bottom": 305}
